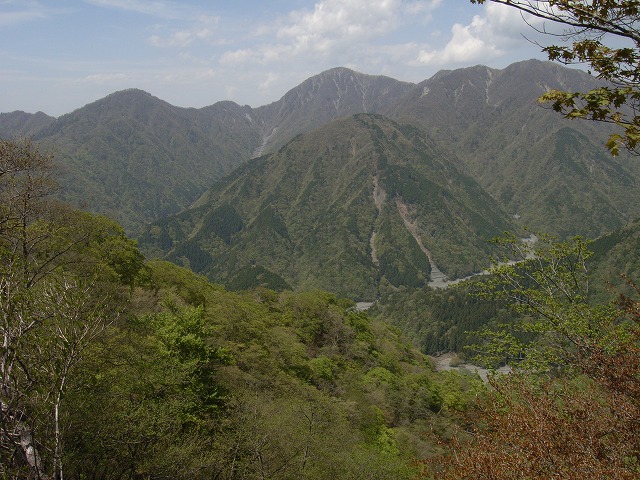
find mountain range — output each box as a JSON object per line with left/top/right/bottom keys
{"left": 388, "top": 60, "right": 640, "bottom": 238}
{"left": 2, "top": 59, "right": 639, "bottom": 297}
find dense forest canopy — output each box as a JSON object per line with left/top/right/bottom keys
{"left": 0, "top": 138, "right": 485, "bottom": 479}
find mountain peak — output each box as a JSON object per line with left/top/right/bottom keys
{"left": 319, "top": 66, "right": 360, "bottom": 76}
{"left": 4, "top": 58, "right": 637, "bottom": 246}
{"left": 140, "top": 112, "right": 513, "bottom": 298}
{"left": 0, "top": 110, "right": 56, "bottom": 137}
{"left": 95, "top": 88, "right": 165, "bottom": 109}
{"left": 252, "top": 67, "right": 414, "bottom": 151}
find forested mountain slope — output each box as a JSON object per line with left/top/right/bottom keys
{"left": 2, "top": 60, "right": 638, "bottom": 241}
{"left": 0, "top": 70, "right": 413, "bottom": 235}
{"left": 389, "top": 60, "right": 640, "bottom": 237}
{"left": 589, "top": 216, "right": 640, "bottom": 298}
{"left": 251, "top": 67, "right": 414, "bottom": 152}
{"left": 30, "top": 90, "right": 262, "bottom": 235}
{"left": 140, "top": 114, "right": 513, "bottom": 299}
{"left": 0, "top": 110, "right": 55, "bottom": 137}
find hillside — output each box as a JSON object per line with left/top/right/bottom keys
{"left": 2, "top": 60, "right": 639, "bottom": 242}
{"left": 389, "top": 60, "right": 640, "bottom": 238}
{"left": 3, "top": 50, "right": 640, "bottom": 477}
{"left": 0, "top": 152, "right": 476, "bottom": 478}
{"left": 140, "top": 114, "right": 513, "bottom": 299}
{"left": 31, "top": 90, "right": 262, "bottom": 235}
{"left": 251, "top": 67, "right": 414, "bottom": 152}
{"left": 0, "top": 110, "right": 55, "bottom": 137}
{"left": 589, "top": 217, "right": 640, "bottom": 298}
{"left": 0, "top": 69, "right": 414, "bottom": 236}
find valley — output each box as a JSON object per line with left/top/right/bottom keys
{"left": 3, "top": 59, "right": 638, "bottom": 299}
{"left": 4, "top": 60, "right": 639, "bottom": 246}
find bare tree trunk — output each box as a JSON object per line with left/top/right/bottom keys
{"left": 17, "top": 416, "right": 49, "bottom": 480}
{"left": 53, "top": 392, "right": 63, "bottom": 480}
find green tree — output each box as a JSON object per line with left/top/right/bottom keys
{"left": 423, "top": 235, "right": 640, "bottom": 478}
{"left": 63, "top": 303, "right": 230, "bottom": 480}
{"left": 470, "top": 233, "right": 623, "bottom": 372}
{"left": 0, "top": 139, "right": 132, "bottom": 479}
{"left": 472, "top": 0, "right": 640, "bottom": 155}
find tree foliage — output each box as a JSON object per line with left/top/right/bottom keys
{"left": 423, "top": 234, "right": 640, "bottom": 478}
{"left": 470, "top": 233, "right": 624, "bottom": 372}
{"left": 472, "top": 0, "right": 640, "bottom": 155}
{"left": 0, "top": 138, "right": 142, "bottom": 479}
{"left": 371, "top": 284, "right": 513, "bottom": 355}
{"left": 58, "top": 260, "right": 480, "bottom": 480}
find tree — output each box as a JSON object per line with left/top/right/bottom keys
{"left": 471, "top": 0, "right": 640, "bottom": 155}
{"left": 469, "top": 233, "right": 624, "bottom": 372}
{"left": 62, "top": 303, "right": 231, "bottom": 480}
{"left": 422, "top": 235, "right": 640, "bottom": 478}
{"left": 0, "top": 139, "right": 133, "bottom": 479}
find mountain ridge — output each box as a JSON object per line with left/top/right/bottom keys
{"left": 387, "top": 59, "right": 640, "bottom": 237}
{"left": 0, "top": 110, "right": 55, "bottom": 138}
{"left": 250, "top": 67, "right": 415, "bottom": 151}
{"left": 2, "top": 59, "right": 639, "bottom": 244}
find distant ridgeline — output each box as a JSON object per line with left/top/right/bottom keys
{"left": 3, "top": 59, "right": 640, "bottom": 296}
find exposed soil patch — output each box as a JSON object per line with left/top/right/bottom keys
{"left": 430, "top": 352, "right": 511, "bottom": 383}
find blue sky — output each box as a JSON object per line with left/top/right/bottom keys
{"left": 1, "top": 0, "right": 554, "bottom": 116}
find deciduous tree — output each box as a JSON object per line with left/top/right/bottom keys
{"left": 423, "top": 235, "right": 640, "bottom": 478}
{"left": 0, "top": 139, "right": 131, "bottom": 479}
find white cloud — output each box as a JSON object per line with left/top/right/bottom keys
{"left": 377, "top": 41, "right": 427, "bottom": 64}
{"left": 82, "top": 73, "right": 127, "bottom": 84}
{"left": 483, "top": 2, "right": 540, "bottom": 37}
{"left": 219, "top": 49, "right": 256, "bottom": 65}
{"left": 416, "top": 14, "right": 502, "bottom": 65}
{"left": 404, "top": 0, "right": 442, "bottom": 18}
{"left": 0, "top": 9, "right": 43, "bottom": 26}
{"left": 259, "top": 72, "right": 279, "bottom": 91}
{"left": 0, "top": 0, "right": 54, "bottom": 26}
{"left": 224, "top": 85, "right": 238, "bottom": 99}
{"left": 414, "top": 2, "right": 546, "bottom": 67}
{"left": 162, "top": 68, "right": 216, "bottom": 83}
{"left": 149, "top": 31, "right": 192, "bottom": 47}
{"left": 148, "top": 14, "right": 219, "bottom": 47}
{"left": 278, "top": 0, "right": 402, "bottom": 53}
{"left": 218, "top": 0, "right": 441, "bottom": 67}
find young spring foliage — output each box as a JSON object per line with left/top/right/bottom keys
{"left": 423, "top": 233, "right": 640, "bottom": 478}
{"left": 57, "top": 257, "right": 483, "bottom": 480}
{"left": 470, "top": 232, "right": 625, "bottom": 372}
{"left": 0, "top": 138, "right": 145, "bottom": 479}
